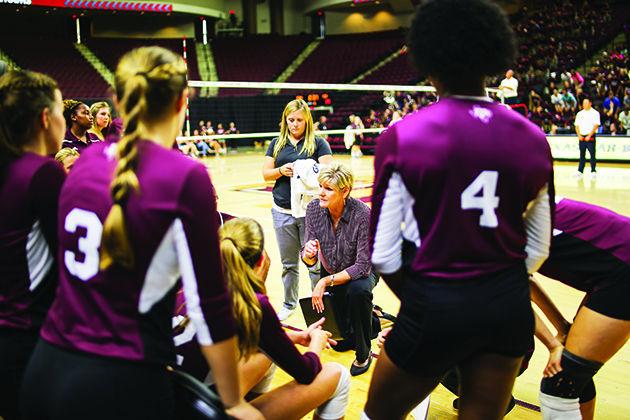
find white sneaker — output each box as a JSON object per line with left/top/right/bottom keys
{"left": 591, "top": 171, "right": 597, "bottom": 179}
{"left": 575, "top": 171, "right": 583, "bottom": 179}
{"left": 277, "top": 307, "right": 294, "bottom": 321}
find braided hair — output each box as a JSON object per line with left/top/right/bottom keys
{"left": 100, "top": 46, "right": 187, "bottom": 270}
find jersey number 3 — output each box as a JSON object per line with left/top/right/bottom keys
{"left": 461, "top": 171, "right": 500, "bottom": 228}
{"left": 64, "top": 208, "right": 103, "bottom": 281}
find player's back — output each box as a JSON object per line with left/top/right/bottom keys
{"left": 42, "top": 140, "right": 227, "bottom": 363}
{"left": 374, "top": 97, "right": 553, "bottom": 279}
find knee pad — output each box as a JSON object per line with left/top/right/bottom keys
{"left": 579, "top": 378, "right": 596, "bottom": 404}
{"left": 315, "top": 363, "right": 351, "bottom": 420}
{"left": 540, "top": 349, "right": 602, "bottom": 399}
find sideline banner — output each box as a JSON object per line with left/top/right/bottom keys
{"left": 547, "top": 136, "right": 630, "bottom": 161}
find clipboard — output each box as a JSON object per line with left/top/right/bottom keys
{"left": 299, "top": 293, "right": 344, "bottom": 341}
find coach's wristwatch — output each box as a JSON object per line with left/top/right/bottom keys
{"left": 329, "top": 274, "right": 335, "bottom": 287}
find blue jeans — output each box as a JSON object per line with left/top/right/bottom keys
{"left": 271, "top": 208, "right": 320, "bottom": 310}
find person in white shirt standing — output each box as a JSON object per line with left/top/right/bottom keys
{"left": 499, "top": 69, "right": 519, "bottom": 105}
{"left": 574, "top": 98, "right": 601, "bottom": 178}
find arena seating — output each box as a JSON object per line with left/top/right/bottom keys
{"left": 0, "top": 37, "right": 110, "bottom": 99}
{"left": 86, "top": 37, "right": 200, "bottom": 82}
{"left": 212, "top": 34, "right": 312, "bottom": 96}
{"left": 287, "top": 30, "right": 404, "bottom": 83}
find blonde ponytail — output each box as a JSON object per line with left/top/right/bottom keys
{"left": 100, "top": 46, "right": 187, "bottom": 270}
{"left": 219, "top": 218, "right": 266, "bottom": 359}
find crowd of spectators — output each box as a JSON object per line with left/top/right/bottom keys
{"left": 327, "top": 0, "right": 630, "bottom": 137}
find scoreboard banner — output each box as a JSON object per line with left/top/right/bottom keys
{"left": 547, "top": 135, "right": 630, "bottom": 161}
{"left": 7, "top": 0, "right": 173, "bottom": 12}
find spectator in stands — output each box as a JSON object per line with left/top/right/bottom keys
{"left": 389, "top": 111, "right": 402, "bottom": 127}
{"left": 303, "top": 163, "right": 379, "bottom": 377}
{"left": 88, "top": 101, "right": 111, "bottom": 141}
{"left": 574, "top": 98, "right": 600, "bottom": 178}
{"left": 262, "top": 99, "right": 333, "bottom": 321}
{"left": 227, "top": 121, "right": 239, "bottom": 152}
{"left": 550, "top": 89, "right": 563, "bottom": 113}
{"left": 602, "top": 90, "right": 621, "bottom": 119}
{"left": 216, "top": 122, "right": 225, "bottom": 135}
{"left": 349, "top": 115, "right": 364, "bottom": 158}
{"left": 314, "top": 115, "right": 328, "bottom": 131}
{"left": 62, "top": 100, "right": 99, "bottom": 151}
{"left": 206, "top": 120, "right": 215, "bottom": 134}
{"left": 54, "top": 147, "right": 80, "bottom": 173}
{"left": 560, "top": 89, "right": 577, "bottom": 112}
{"left": 623, "top": 89, "right": 630, "bottom": 109}
{"left": 618, "top": 105, "right": 630, "bottom": 135}
{"left": 499, "top": 69, "right": 519, "bottom": 104}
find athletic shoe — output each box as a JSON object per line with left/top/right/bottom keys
{"left": 277, "top": 307, "right": 294, "bottom": 321}
{"left": 575, "top": 171, "right": 583, "bottom": 179}
{"left": 591, "top": 171, "right": 597, "bottom": 179}
{"left": 350, "top": 354, "right": 372, "bottom": 376}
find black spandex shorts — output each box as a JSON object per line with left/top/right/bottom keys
{"left": 385, "top": 264, "right": 534, "bottom": 377}
{"left": 583, "top": 271, "right": 630, "bottom": 321}
{"left": 0, "top": 328, "right": 39, "bottom": 420}
{"left": 21, "top": 339, "right": 175, "bottom": 420}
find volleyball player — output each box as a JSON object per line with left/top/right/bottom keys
{"left": 174, "top": 218, "right": 350, "bottom": 419}
{"left": 365, "top": 1, "right": 554, "bottom": 419}
{"left": 533, "top": 197, "right": 630, "bottom": 420}
{"left": 20, "top": 46, "right": 261, "bottom": 420}
{"left": 61, "top": 99, "right": 100, "bottom": 151}
{"left": 0, "top": 69, "right": 66, "bottom": 420}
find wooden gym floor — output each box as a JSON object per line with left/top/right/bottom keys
{"left": 204, "top": 152, "right": 630, "bottom": 419}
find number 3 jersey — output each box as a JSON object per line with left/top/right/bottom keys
{"left": 41, "top": 141, "right": 235, "bottom": 365}
{"left": 370, "top": 97, "right": 555, "bottom": 280}
{"left": 0, "top": 154, "right": 66, "bottom": 331}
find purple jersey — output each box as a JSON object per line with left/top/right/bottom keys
{"left": 0, "top": 154, "right": 65, "bottom": 330}
{"left": 371, "top": 97, "right": 554, "bottom": 280}
{"left": 41, "top": 141, "right": 235, "bottom": 364}
{"left": 174, "top": 291, "right": 321, "bottom": 384}
{"left": 61, "top": 128, "right": 101, "bottom": 152}
{"left": 539, "top": 198, "right": 630, "bottom": 291}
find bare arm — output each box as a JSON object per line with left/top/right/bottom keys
{"left": 262, "top": 156, "right": 283, "bottom": 182}
{"left": 530, "top": 277, "right": 571, "bottom": 335}
{"left": 318, "top": 154, "right": 333, "bottom": 164}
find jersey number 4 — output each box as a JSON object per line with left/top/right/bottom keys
{"left": 461, "top": 171, "right": 500, "bottom": 228}
{"left": 64, "top": 208, "right": 103, "bottom": 281}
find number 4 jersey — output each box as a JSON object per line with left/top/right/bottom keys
{"left": 370, "top": 97, "right": 555, "bottom": 280}
{"left": 41, "top": 141, "right": 235, "bottom": 365}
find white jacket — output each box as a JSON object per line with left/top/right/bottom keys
{"left": 291, "top": 159, "right": 322, "bottom": 218}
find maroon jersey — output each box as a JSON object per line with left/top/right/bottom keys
{"left": 370, "top": 97, "right": 555, "bottom": 280}
{"left": 0, "top": 154, "right": 65, "bottom": 330}
{"left": 539, "top": 198, "right": 630, "bottom": 292}
{"left": 174, "top": 291, "right": 321, "bottom": 384}
{"left": 41, "top": 141, "right": 235, "bottom": 364}
{"left": 62, "top": 128, "right": 101, "bottom": 152}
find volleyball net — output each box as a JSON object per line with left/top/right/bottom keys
{"left": 178, "top": 80, "right": 504, "bottom": 153}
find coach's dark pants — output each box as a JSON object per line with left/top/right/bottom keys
{"left": 578, "top": 137, "right": 596, "bottom": 173}
{"left": 325, "top": 269, "right": 379, "bottom": 363}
